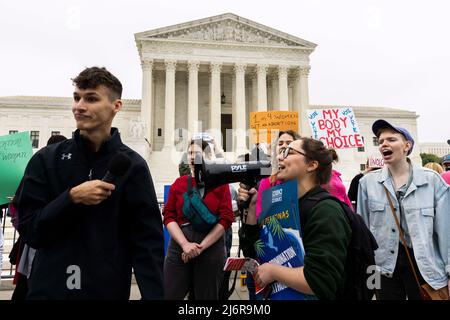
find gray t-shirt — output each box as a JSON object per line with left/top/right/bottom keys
{"left": 391, "top": 165, "right": 414, "bottom": 248}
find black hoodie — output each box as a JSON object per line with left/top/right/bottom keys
{"left": 17, "top": 128, "right": 164, "bottom": 299}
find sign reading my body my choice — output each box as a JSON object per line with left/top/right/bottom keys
{"left": 0, "top": 132, "right": 33, "bottom": 205}
{"left": 307, "top": 107, "right": 364, "bottom": 149}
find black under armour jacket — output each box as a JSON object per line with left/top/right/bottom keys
{"left": 17, "top": 128, "right": 164, "bottom": 300}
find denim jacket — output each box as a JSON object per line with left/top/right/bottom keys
{"left": 357, "top": 163, "right": 450, "bottom": 290}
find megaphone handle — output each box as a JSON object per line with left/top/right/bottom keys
{"left": 239, "top": 206, "right": 248, "bottom": 224}
{"left": 239, "top": 198, "right": 250, "bottom": 210}
{"left": 238, "top": 179, "right": 257, "bottom": 221}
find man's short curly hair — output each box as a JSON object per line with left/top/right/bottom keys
{"left": 72, "top": 67, "right": 122, "bottom": 101}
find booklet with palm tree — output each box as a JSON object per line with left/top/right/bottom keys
{"left": 256, "top": 179, "right": 314, "bottom": 300}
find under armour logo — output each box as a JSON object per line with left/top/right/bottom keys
{"left": 61, "top": 153, "right": 72, "bottom": 160}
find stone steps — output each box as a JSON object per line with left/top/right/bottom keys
{"left": 148, "top": 151, "right": 180, "bottom": 199}
{"left": 2, "top": 216, "right": 243, "bottom": 278}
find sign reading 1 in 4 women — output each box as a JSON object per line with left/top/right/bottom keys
{"left": 249, "top": 111, "right": 298, "bottom": 144}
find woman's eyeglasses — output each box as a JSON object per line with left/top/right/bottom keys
{"left": 281, "top": 146, "right": 308, "bottom": 159}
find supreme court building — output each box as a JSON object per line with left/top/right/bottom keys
{"left": 135, "top": 13, "right": 314, "bottom": 154}
{"left": 0, "top": 13, "right": 421, "bottom": 198}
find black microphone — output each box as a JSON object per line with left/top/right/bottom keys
{"left": 102, "top": 152, "right": 132, "bottom": 183}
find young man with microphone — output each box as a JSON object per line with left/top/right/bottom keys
{"left": 17, "top": 67, "right": 164, "bottom": 299}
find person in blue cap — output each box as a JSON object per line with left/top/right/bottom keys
{"left": 441, "top": 141, "right": 450, "bottom": 184}
{"left": 442, "top": 154, "right": 450, "bottom": 172}
{"left": 357, "top": 119, "right": 450, "bottom": 300}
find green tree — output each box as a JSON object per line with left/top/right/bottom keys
{"left": 420, "top": 153, "right": 441, "bottom": 166}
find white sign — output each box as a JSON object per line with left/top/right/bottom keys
{"left": 307, "top": 107, "right": 364, "bottom": 149}
{"left": 368, "top": 154, "right": 385, "bottom": 168}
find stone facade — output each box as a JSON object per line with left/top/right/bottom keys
{"left": 419, "top": 143, "right": 450, "bottom": 157}
{"left": 0, "top": 96, "right": 143, "bottom": 154}
{"left": 0, "top": 96, "right": 420, "bottom": 198}
{"left": 135, "top": 13, "right": 316, "bottom": 155}
{"left": 0, "top": 13, "right": 422, "bottom": 198}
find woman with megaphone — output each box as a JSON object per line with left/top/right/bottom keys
{"left": 237, "top": 130, "right": 300, "bottom": 300}
{"left": 163, "top": 139, "right": 234, "bottom": 300}
{"left": 238, "top": 138, "right": 352, "bottom": 300}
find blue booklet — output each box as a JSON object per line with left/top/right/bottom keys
{"left": 256, "top": 179, "right": 315, "bottom": 300}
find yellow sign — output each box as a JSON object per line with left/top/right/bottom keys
{"left": 249, "top": 111, "right": 298, "bottom": 144}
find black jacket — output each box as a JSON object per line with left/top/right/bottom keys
{"left": 17, "top": 128, "right": 164, "bottom": 299}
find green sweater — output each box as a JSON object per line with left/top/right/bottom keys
{"left": 239, "top": 186, "right": 351, "bottom": 300}
{"left": 300, "top": 186, "right": 351, "bottom": 300}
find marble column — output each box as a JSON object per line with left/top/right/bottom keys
{"left": 188, "top": 60, "right": 200, "bottom": 137}
{"left": 209, "top": 62, "right": 222, "bottom": 144}
{"left": 293, "top": 66, "right": 311, "bottom": 136}
{"left": 233, "top": 63, "right": 247, "bottom": 153}
{"left": 164, "top": 59, "right": 177, "bottom": 148}
{"left": 140, "top": 60, "right": 153, "bottom": 150}
{"left": 270, "top": 73, "right": 279, "bottom": 110}
{"left": 251, "top": 72, "right": 258, "bottom": 113}
{"left": 278, "top": 65, "right": 289, "bottom": 111}
{"left": 256, "top": 64, "right": 268, "bottom": 112}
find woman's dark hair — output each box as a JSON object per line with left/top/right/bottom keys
{"left": 300, "top": 137, "right": 333, "bottom": 185}
{"left": 188, "top": 139, "right": 212, "bottom": 157}
{"left": 328, "top": 148, "right": 339, "bottom": 163}
{"left": 278, "top": 130, "right": 301, "bottom": 140}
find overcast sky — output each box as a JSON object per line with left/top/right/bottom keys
{"left": 1, "top": 0, "right": 449, "bottom": 143}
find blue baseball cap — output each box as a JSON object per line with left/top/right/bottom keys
{"left": 442, "top": 154, "right": 450, "bottom": 164}
{"left": 372, "top": 119, "right": 415, "bottom": 156}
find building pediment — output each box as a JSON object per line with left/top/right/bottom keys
{"left": 135, "top": 13, "right": 316, "bottom": 49}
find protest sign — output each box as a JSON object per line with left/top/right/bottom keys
{"left": 307, "top": 107, "right": 364, "bottom": 149}
{"left": 250, "top": 111, "right": 298, "bottom": 144}
{"left": 256, "top": 179, "right": 315, "bottom": 300}
{"left": 368, "top": 154, "right": 385, "bottom": 168}
{"left": 223, "top": 257, "right": 268, "bottom": 296}
{"left": 223, "top": 257, "right": 259, "bottom": 273}
{"left": 0, "top": 132, "right": 33, "bottom": 205}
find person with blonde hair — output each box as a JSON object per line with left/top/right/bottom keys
{"left": 424, "top": 162, "right": 444, "bottom": 174}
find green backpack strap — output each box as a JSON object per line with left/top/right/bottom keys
{"left": 188, "top": 175, "right": 192, "bottom": 192}
{"left": 188, "top": 174, "right": 205, "bottom": 198}
{"left": 187, "top": 175, "right": 193, "bottom": 194}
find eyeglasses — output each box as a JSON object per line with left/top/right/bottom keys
{"left": 281, "top": 146, "right": 308, "bottom": 159}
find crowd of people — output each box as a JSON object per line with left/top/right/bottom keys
{"left": 1, "top": 66, "right": 449, "bottom": 301}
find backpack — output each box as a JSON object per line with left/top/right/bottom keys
{"left": 182, "top": 175, "right": 219, "bottom": 233}
{"left": 301, "top": 190, "right": 379, "bottom": 300}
